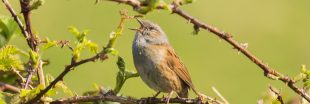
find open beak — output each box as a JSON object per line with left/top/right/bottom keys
{"left": 129, "top": 18, "right": 144, "bottom": 32}
{"left": 129, "top": 28, "right": 140, "bottom": 31}
{"left": 135, "top": 18, "right": 144, "bottom": 27}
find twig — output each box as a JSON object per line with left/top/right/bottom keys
{"left": 106, "top": 0, "right": 310, "bottom": 102}
{"left": 1, "top": 0, "right": 30, "bottom": 42}
{"left": 19, "top": 0, "right": 45, "bottom": 89}
{"left": 25, "top": 53, "right": 107, "bottom": 104}
{"left": 269, "top": 86, "right": 284, "bottom": 104}
{"left": 0, "top": 81, "right": 20, "bottom": 93}
{"left": 12, "top": 68, "right": 26, "bottom": 82}
{"left": 212, "top": 86, "right": 229, "bottom": 104}
{"left": 24, "top": 69, "right": 34, "bottom": 89}
{"left": 1, "top": 0, "right": 45, "bottom": 89}
{"left": 26, "top": 11, "right": 130, "bottom": 103}
{"left": 51, "top": 94, "right": 211, "bottom": 104}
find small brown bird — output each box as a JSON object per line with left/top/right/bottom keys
{"left": 131, "top": 18, "right": 200, "bottom": 103}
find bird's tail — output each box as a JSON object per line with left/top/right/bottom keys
{"left": 178, "top": 87, "right": 189, "bottom": 98}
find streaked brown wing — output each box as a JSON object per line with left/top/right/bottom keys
{"left": 164, "top": 45, "right": 199, "bottom": 94}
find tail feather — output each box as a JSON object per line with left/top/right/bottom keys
{"left": 178, "top": 87, "right": 189, "bottom": 98}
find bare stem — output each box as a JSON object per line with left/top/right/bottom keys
{"left": 212, "top": 86, "right": 229, "bottom": 104}
{"left": 269, "top": 85, "right": 284, "bottom": 104}
{"left": 0, "top": 81, "right": 20, "bottom": 93}
{"left": 19, "top": 0, "right": 45, "bottom": 89}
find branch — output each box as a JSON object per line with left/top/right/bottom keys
{"left": 19, "top": 0, "right": 45, "bottom": 89}
{"left": 51, "top": 94, "right": 211, "bottom": 104}
{"left": 1, "top": 0, "right": 31, "bottom": 46}
{"left": 25, "top": 53, "right": 107, "bottom": 104}
{"left": 106, "top": 0, "right": 310, "bottom": 102}
{"left": 2, "top": 0, "right": 45, "bottom": 89}
{"left": 212, "top": 87, "right": 229, "bottom": 104}
{"left": 0, "top": 81, "right": 20, "bottom": 93}
{"left": 26, "top": 10, "right": 131, "bottom": 103}
{"left": 269, "top": 86, "right": 284, "bottom": 104}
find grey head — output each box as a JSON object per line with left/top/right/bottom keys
{"left": 133, "top": 19, "right": 169, "bottom": 45}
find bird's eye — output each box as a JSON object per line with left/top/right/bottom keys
{"left": 149, "top": 27, "right": 154, "bottom": 30}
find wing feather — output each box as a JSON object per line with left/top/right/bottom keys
{"left": 164, "top": 45, "right": 199, "bottom": 95}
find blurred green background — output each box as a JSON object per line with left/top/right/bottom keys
{"left": 1, "top": 0, "right": 310, "bottom": 103}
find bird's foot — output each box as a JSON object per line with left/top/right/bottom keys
{"left": 153, "top": 91, "right": 161, "bottom": 98}
{"left": 164, "top": 91, "right": 174, "bottom": 104}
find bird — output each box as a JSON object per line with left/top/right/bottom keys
{"left": 131, "top": 18, "right": 200, "bottom": 103}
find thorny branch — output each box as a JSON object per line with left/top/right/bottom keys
{"left": 25, "top": 52, "right": 108, "bottom": 104}
{"left": 107, "top": 0, "right": 310, "bottom": 103}
{"left": 51, "top": 94, "right": 212, "bottom": 104}
{"left": 1, "top": 0, "right": 45, "bottom": 89}
{"left": 20, "top": 0, "right": 45, "bottom": 89}
{"left": 2, "top": 0, "right": 308, "bottom": 104}
{"left": 269, "top": 86, "right": 284, "bottom": 104}
{"left": 26, "top": 11, "right": 130, "bottom": 104}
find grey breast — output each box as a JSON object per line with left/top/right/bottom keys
{"left": 132, "top": 33, "right": 167, "bottom": 91}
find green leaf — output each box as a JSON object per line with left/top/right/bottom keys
{"left": 68, "top": 26, "right": 88, "bottom": 42}
{"left": 117, "top": 56, "right": 125, "bottom": 72}
{"left": 0, "top": 16, "right": 19, "bottom": 48}
{"left": 136, "top": 0, "right": 172, "bottom": 14}
{"left": 46, "top": 74, "right": 74, "bottom": 96}
{"left": 19, "top": 84, "right": 45, "bottom": 101}
{"left": 43, "top": 38, "right": 57, "bottom": 49}
{"left": 104, "top": 48, "right": 118, "bottom": 56}
{"left": 85, "top": 41, "right": 98, "bottom": 53}
{"left": 69, "top": 26, "right": 98, "bottom": 61}
{"left": 30, "top": 0, "right": 44, "bottom": 10}
{"left": 55, "top": 81, "right": 74, "bottom": 96}
{"left": 45, "top": 89, "right": 57, "bottom": 97}
{"left": 173, "top": 0, "right": 194, "bottom": 6}
{"left": 73, "top": 43, "right": 83, "bottom": 60}
{"left": 293, "top": 73, "right": 306, "bottom": 82}
{"left": 0, "top": 92, "right": 7, "bottom": 104}
{"left": 0, "top": 34, "right": 8, "bottom": 48}
{"left": 114, "top": 56, "right": 139, "bottom": 94}
{"left": 0, "top": 45, "right": 24, "bottom": 71}
{"left": 68, "top": 26, "right": 80, "bottom": 38}
{"left": 19, "top": 89, "right": 31, "bottom": 98}
{"left": 92, "top": 83, "right": 100, "bottom": 90}
{"left": 29, "top": 50, "right": 39, "bottom": 69}
{"left": 136, "top": 7, "right": 152, "bottom": 14}
{"left": 304, "top": 78, "right": 310, "bottom": 90}
{"left": 1, "top": 92, "right": 20, "bottom": 104}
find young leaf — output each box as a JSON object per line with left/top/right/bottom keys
{"left": 117, "top": 56, "right": 125, "bottom": 72}
{"left": 43, "top": 38, "right": 57, "bottom": 49}
{"left": 85, "top": 40, "right": 98, "bottom": 53}
{"left": 29, "top": 50, "right": 39, "bottom": 69}
{"left": 19, "top": 89, "right": 31, "bottom": 98}
{"left": 73, "top": 43, "right": 83, "bottom": 60}
{"left": 104, "top": 48, "right": 119, "bottom": 56}
{"left": 55, "top": 81, "right": 74, "bottom": 96}
{"left": 46, "top": 74, "right": 74, "bottom": 96}
{"left": 30, "top": 0, "right": 45, "bottom": 11}
{"left": 0, "top": 92, "right": 20, "bottom": 104}
{"left": 0, "top": 45, "right": 24, "bottom": 71}
{"left": 0, "top": 16, "right": 19, "bottom": 48}
{"left": 0, "top": 92, "right": 7, "bottom": 104}
{"left": 173, "top": 0, "right": 194, "bottom": 6}
{"left": 114, "top": 56, "right": 138, "bottom": 94}
{"left": 68, "top": 26, "right": 80, "bottom": 38}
